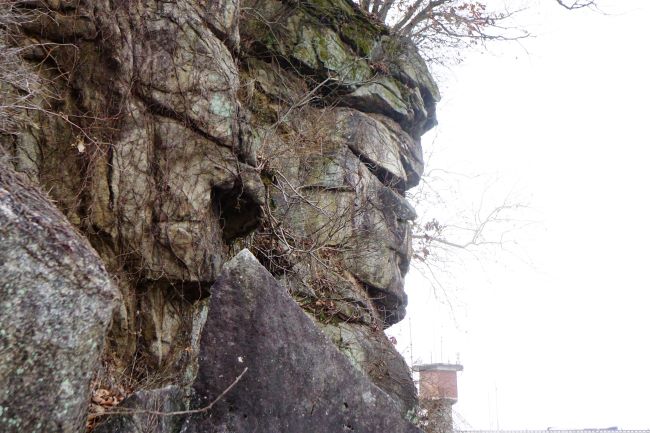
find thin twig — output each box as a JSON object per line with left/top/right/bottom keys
{"left": 94, "top": 368, "right": 248, "bottom": 419}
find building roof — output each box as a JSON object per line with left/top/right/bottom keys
{"left": 412, "top": 363, "right": 464, "bottom": 372}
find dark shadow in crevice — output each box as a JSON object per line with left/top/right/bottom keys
{"left": 211, "top": 182, "right": 262, "bottom": 242}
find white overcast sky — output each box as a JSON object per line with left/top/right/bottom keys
{"left": 388, "top": 0, "right": 650, "bottom": 429}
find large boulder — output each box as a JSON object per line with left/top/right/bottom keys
{"left": 0, "top": 161, "right": 119, "bottom": 433}
{"left": 183, "top": 250, "right": 422, "bottom": 433}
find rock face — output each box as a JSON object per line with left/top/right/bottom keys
{"left": 184, "top": 250, "right": 421, "bottom": 433}
{"left": 93, "top": 386, "right": 186, "bottom": 433}
{"left": 0, "top": 161, "right": 119, "bottom": 433}
{"left": 1, "top": 0, "right": 439, "bottom": 430}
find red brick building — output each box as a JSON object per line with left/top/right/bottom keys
{"left": 413, "top": 363, "right": 463, "bottom": 433}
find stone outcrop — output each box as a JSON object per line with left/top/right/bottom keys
{"left": 0, "top": 0, "right": 439, "bottom": 430}
{"left": 184, "top": 250, "right": 421, "bottom": 433}
{"left": 0, "top": 161, "right": 119, "bottom": 433}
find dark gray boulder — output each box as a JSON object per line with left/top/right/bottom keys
{"left": 183, "top": 249, "right": 422, "bottom": 433}
{"left": 0, "top": 162, "right": 119, "bottom": 433}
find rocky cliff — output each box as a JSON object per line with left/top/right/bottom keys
{"left": 0, "top": 0, "right": 438, "bottom": 431}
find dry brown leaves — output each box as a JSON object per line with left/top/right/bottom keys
{"left": 86, "top": 382, "right": 128, "bottom": 431}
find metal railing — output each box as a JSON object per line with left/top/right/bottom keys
{"left": 456, "top": 430, "right": 650, "bottom": 433}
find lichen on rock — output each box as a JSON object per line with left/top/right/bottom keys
{"left": 0, "top": 160, "right": 120, "bottom": 433}
{"left": 0, "top": 0, "right": 440, "bottom": 430}
{"left": 184, "top": 250, "right": 422, "bottom": 433}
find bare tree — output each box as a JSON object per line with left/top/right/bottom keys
{"left": 354, "top": 0, "right": 598, "bottom": 66}
{"left": 403, "top": 159, "right": 537, "bottom": 310}
{"left": 354, "top": 0, "right": 527, "bottom": 65}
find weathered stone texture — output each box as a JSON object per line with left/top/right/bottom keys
{"left": 0, "top": 161, "right": 119, "bottom": 433}
{"left": 238, "top": 0, "right": 435, "bottom": 403}
{"left": 184, "top": 250, "right": 421, "bottom": 433}
{"left": 2, "top": 0, "right": 266, "bottom": 383}
{"left": 1, "top": 0, "right": 439, "bottom": 430}
{"left": 318, "top": 321, "right": 418, "bottom": 414}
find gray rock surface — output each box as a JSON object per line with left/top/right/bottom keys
{"left": 317, "top": 321, "right": 418, "bottom": 414}
{"left": 183, "top": 250, "right": 422, "bottom": 433}
{"left": 1, "top": 0, "right": 265, "bottom": 382}
{"left": 334, "top": 108, "right": 425, "bottom": 189}
{"left": 93, "top": 386, "right": 186, "bottom": 433}
{"left": 2, "top": 0, "right": 440, "bottom": 429}
{"left": 0, "top": 161, "right": 119, "bottom": 433}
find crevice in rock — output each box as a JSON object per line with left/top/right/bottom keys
{"left": 347, "top": 144, "right": 406, "bottom": 194}
{"left": 298, "top": 184, "right": 356, "bottom": 193}
{"left": 389, "top": 245, "right": 410, "bottom": 277}
{"left": 211, "top": 181, "right": 262, "bottom": 242}
{"left": 301, "top": 290, "right": 375, "bottom": 326}
{"left": 133, "top": 89, "right": 232, "bottom": 150}
{"left": 358, "top": 279, "right": 405, "bottom": 328}
{"left": 256, "top": 51, "right": 334, "bottom": 102}
{"left": 399, "top": 153, "right": 421, "bottom": 189}
{"left": 340, "top": 271, "right": 406, "bottom": 328}
{"left": 106, "top": 143, "right": 114, "bottom": 210}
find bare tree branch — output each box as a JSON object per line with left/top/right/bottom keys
{"left": 91, "top": 368, "right": 248, "bottom": 420}
{"left": 556, "top": 0, "right": 596, "bottom": 10}
{"left": 377, "top": 0, "right": 398, "bottom": 22}
{"left": 352, "top": 0, "right": 597, "bottom": 67}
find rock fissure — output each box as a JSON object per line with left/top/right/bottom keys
{"left": 1, "top": 0, "right": 439, "bottom": 431}
{"left": 347, "top": 143, "right": 407, "bottom": 194}
{"left": 133, "top": 90, "right": 235, "bottom": 150}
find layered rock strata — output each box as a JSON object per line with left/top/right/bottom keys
{"left": 0, "top": 0, "right": 439, "bottom": 430}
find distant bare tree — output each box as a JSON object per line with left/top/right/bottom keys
{"left": 404, "top": 160, "right": 536, "bottom": 308}
{"left": 354, "top": 0, "right": 598, "bottom": 65}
